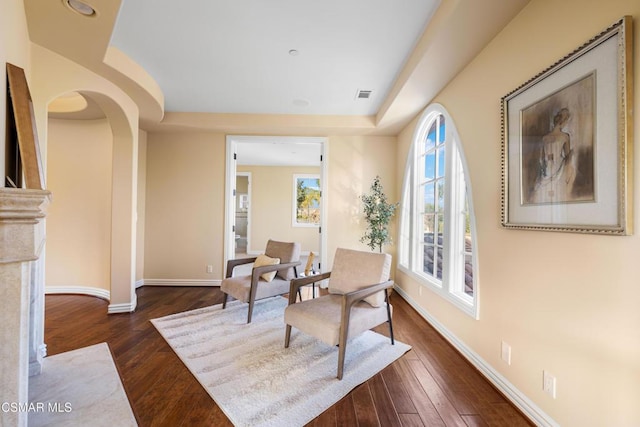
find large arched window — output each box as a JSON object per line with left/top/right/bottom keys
{"left": 399, "top": 104, "right": 478, "bottom": 318}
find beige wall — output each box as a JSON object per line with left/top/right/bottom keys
{"left": 326, "top": 135, "right": 398, "bottom": 269}
{"left": 237, "top": 165, "right": 320, "bottom": 254}
{"left": 136, "top": 129, "right": 147, "bottom": 282}
{"left": 144, "top": 131, "right": 225, "bottom": 281}
{"left": 1, "top": 0, "right": 31, "bottom": 183}
{"left": 143, "top": 133, "right": 397, "bottom": 280}
{"left": 45, "top": 118, "right": 113, "bottom": 292}
{"left": 395, "top": 1, "right": 640, "bottom": 425}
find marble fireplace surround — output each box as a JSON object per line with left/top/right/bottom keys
{"left": 0, "top": 187, "right": 50, "bottom": 426}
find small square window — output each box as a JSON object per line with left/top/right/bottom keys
{"left": 293, "top": 175, "right": 321, "bottom": 227}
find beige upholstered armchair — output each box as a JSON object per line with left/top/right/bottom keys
{"left": 284, "top": 247, "right": 395, "bottom": 379}
{"left": 221, "top": 239, "right": 301, "bottom": 323}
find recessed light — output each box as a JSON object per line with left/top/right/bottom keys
{"left": 288, "top": 49, "right": 300, "bottom": 57}
{"left": 64, "top": 0, "right": 96, "bottom": 17}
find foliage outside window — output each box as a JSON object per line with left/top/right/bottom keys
{"left": 399, "top": 104, "right": 478, "bottom": 318}
{"left": 294, "top": 175, "right": 320, "bottom": 226}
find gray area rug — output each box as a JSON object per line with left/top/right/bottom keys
{"left": 151, "top": 296, "right": 411, "bottom": 427}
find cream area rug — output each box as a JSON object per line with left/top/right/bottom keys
{"left": 28, "top": 343, "right": 137, "bottom": 427}
{"left": 151, "top": 297, "right": 411, "bottom": 427}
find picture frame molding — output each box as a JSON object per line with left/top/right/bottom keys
{"left": 500, "top": 16, "right": 633, "bottom": 235}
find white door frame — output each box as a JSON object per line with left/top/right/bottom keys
{"left": 224, "top": 135, "right": 328, "bottom": 271}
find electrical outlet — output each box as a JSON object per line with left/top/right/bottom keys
{"left": 501, "top": 341, "right": 511, "bottom": 365}
{"left": 543, "top": 370, "right": 556, "bottom": 399}
{"left": 206, "top": 265, "right": 213, "bottom": 274}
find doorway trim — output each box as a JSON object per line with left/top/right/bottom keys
{"left": 224, "top": 135, "right": 328, "bottom": 271}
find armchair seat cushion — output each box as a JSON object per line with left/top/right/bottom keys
{"left": 221, "top": 275, "right": 291, "bottom": 303}
{"left": 284, "top": 294, "right": 392, "bottom": 346}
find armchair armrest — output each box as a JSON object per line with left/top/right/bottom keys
{"left": 251, "top": 261, "right": 301, "bottom": 282}
{"left": 225, "top": 257, "right": 258, "bottom": 278}
{"left": 247, "top": 261, "right": 301, "bottom": 305}
{"left": 287, "top": 272, "right": 332, "bottom": 305}
{"left": 343, "top": 280, "right": 394, "bottom": 309}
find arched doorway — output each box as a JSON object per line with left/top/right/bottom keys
{"left": 44, "top": 90, "right": 138, "bottom": 313}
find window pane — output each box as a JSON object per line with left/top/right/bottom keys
{"left": 436, "top": 247, "right": 443, "bottom": 279}
{"left": 437, "top": 147, "right": 446, "bottom": 178}
{"left": 437, "top": 180, "right": 445, "bottom": 211}
{"left": 424, "top": 152, "right": 436, "bottom": 180}
{"left": 423, "top": 214, "right": 435, "bottom": 239}
{"left": 425, "top": 122, "right": 436, "bottom": 151}
{"left": 422, "top": 244, "right": 434, "bottom": 276}
{"left": 438, "top": 116, "right": 446, "bottom": 145}
{"left": 423, "top": 183, "right": 435, "bottom": 213}
{"left": 463, "top": 189, "right": 473, "bottom": 296}
{"left": 465, "top": 213, "right": 471, "bottom": 240}
{"left": 464, "top": 253, "right": 473, "bottom": 296}
{"left": 436, "top": 213, "right": 445, "bottom": 243}
{"left": 295, "top": 176, "right": 321, "bottom": 225}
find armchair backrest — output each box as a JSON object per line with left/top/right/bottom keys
{"left": 328, "top": 248, "right": 391, "bottom": 307}
{"left": 264, "top": 239, "right": 301, "bottom": 280}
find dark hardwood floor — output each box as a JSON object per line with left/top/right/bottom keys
{"left": 43, "top": 287, "right": 533, "bottom": 426}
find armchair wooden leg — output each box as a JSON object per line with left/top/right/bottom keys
{"left": 385, "top": 291, "right": 395, "bottom": 345}
{"left": 285, "top": 325, "right": 292, "bottom": 348}
{"left": 247, "top": 299, "right": 255, "bottom": 324}
{"left": 337, "top": 334, "right": 347, "bottom": 380}
{"left": 222, "top": 293, "right": 228, "bottom": 309}
{"left": 337, "top": 304, "right": 350, "bottom": 380}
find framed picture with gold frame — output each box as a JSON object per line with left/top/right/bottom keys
{"left": 501, "top": 16, "right": 633, "bottom": 235}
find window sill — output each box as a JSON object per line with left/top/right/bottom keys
{"left": 398, "top": 265, "right": 478, "bottom": 319}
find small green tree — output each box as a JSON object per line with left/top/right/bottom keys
{"left": 360, "top": 176, "right": 398, "bottom": 253}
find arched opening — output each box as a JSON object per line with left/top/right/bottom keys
{"left": 46, "top": 91, "right": 112, "bottom": 299}
{"left": 45, "top": 90, "right": 138, "bottom": 313}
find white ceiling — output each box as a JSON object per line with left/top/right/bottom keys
{"left": 109, "top": 0, "right": 439, "bottom": 116}
{"left": 234, "top": 136, "right": 323, "bottom": 167}
{"left": 25, "top": 0, "right": 529, "bottom": 135}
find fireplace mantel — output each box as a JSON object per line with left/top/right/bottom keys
{"left": 0, "top": 187, "right": 50, "bottom": 427}
{"left": 0, "top": 188, "right": 50, "bottom": 259}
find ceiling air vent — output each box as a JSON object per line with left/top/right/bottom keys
{"left": 355, "top": 89, "right": 372, "bottom": 100}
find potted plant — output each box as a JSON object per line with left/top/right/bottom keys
{"left": 360, "top": 176, "right": 398, "bottom": 253}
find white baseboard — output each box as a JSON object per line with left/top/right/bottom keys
{"left": 46, "top": 286, "right": 138, "bottom": 314}
{"left": 45, "top": 286, "right": 110, "bottom": 301}
{"left": 142, "top": 279, "right": 221, "bottom": 287}
{"left": 135, "top": 279, "right": 144, "bottom": 289}
{"left": 108, "top": 299, "right": 136, "bottom": 314}
{"left": 393, "top": 285, "right": 559, "bottom": 427}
